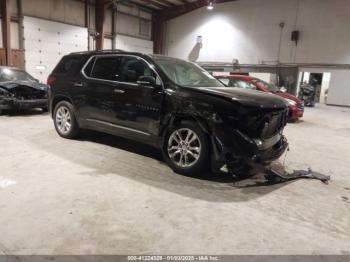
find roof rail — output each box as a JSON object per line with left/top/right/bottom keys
{"left": 69, "top": 49, "right": 125, "bottom": 55}
{"left": 96, "top": 49, "right": 125, "bottom": 52}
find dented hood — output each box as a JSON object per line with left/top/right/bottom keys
{"left": 193, "top": 87, "right": 288, "bottom": 109}
{"left": 0, "top": 81, "right": 49, "bottom": 91}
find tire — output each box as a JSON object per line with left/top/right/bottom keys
{"left": 53, "top": 101, "right": 80, "bottom": 139}
{"left": 162, "top": 121, "right": 210, "bottom": 175}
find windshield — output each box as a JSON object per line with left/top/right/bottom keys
{"left": 0, "top": 68, "right": 37, "bottom": 82}
{"left": 153, "top": 57, "right": 224, "bottom": 88}
{"left": 218, "top": 77, "right": 258, "bottom": 90}
{"left": 254, "top": 79, "right": 279, "bottom": 93}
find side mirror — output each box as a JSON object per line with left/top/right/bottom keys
{"left": 137, "top": 76, "right": 156, "bottom": 88}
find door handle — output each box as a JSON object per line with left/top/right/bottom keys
{"left": 113, "top": 89, "right": 125, "bottom": 94}
{"left": 73, "top": 82, "right": 83, "bottom": 87}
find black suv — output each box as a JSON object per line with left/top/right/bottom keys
{"left": 48, "top": 51, "right": 288, "bottom": 175}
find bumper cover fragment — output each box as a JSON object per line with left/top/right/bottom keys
{"left": 265, "top": 168, "right": 330, "bottom": 184}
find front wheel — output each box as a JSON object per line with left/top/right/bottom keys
{"left": 162, "top": 121, "right": 210, "bottom": 175}
{"left": 53, "top": 101, "right": 80, "bottom": 139}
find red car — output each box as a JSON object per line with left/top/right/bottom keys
{"left": 216, "top": 75, "right": 304, "bottom": 121}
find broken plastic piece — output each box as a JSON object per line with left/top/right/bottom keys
{"left": 265, "top": 168, "right": 330, "bottom": 184}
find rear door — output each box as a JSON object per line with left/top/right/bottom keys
{"left": 81, "top": 55, "right": 124, "bottom": 124}
{"left": 50, "top": 55, "right": 88, "bottom": 114}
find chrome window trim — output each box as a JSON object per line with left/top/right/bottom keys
{"left": 80, "top": 54, "right": 164, "bottom": 89}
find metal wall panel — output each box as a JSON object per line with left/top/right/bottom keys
{"left": 22, "top": 0, "right": 85, "bottom": 27}
{"left": 115, "top": 34, "right": 153, "bottom": 54}
{"left": 104, "top": 38, "right": 113, "bottom": 50}
{"left": 23, "top": 16, "right": 88, "bottom": 82}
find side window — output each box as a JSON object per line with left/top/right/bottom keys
{"left": 83, "top": 57, "right": 96, "bottom": 77}
{"left": 235, "top": 80, "right": 256, "bottom": 90}
{"left": 230, "top": 79, "right": 241, "bottom": 87}
{"left": 218, "top": 78, "right": 229, "bottom": 86}
{"left": 91, "top": 56, "right": 123, "bottom": 81}
{"left": 119, "top": 56, "right": 158, "bottom": 84}
{"left": 53, "top": 55, "right": 83, "bottom": 76}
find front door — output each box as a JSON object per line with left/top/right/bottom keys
{"left": 83, "top": 54, "right": 163, "bottom": 138}
{"left": 110, "top": 55, "right": 163, "bottom": 136}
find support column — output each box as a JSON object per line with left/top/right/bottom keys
{"left": 17, "top": 0, "right": 24, "bottom": 51}
{"left": 85, "top": 0, "right": 91, "bottom": 50}
{"left": 152, "top": 16, "right": 165, "bottom": 54}
{"left": 111, "top": 8, "right": 116, "bottom": 50}
{"left": 1, "top": 0, "right": 11, "bottom": 65}
{"left": 95, "top": 0, "right": 105, "bottom": 50}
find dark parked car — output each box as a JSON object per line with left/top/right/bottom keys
{"left": 48, "top": 51, "right": 289, "bottom": 175}
{"left": 216, "top": 75, "right": 304, "bottom": 121}
{"left": 0, "top": 66, "right": 49, "bottom": 115}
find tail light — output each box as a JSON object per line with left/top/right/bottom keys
{"left": 47, "top": 76, "right": 56, "bottom": 85}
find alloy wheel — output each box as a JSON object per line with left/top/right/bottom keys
{"left": 56, "top": 106, "right": 72, "bottom": 134}
{"left": 167, "top": 128, "right": 201, "bottom": 168}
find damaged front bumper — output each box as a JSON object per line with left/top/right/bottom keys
{"left": 0, "top": 97, "right": 48, "bottom": 110}
{"left": 211, "top": 126, "right": 288, "bottom": 172}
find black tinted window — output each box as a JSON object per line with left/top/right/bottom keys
{"left": 91, "top": 57, "right": 122, "bottom": 81}
{"left": 83, "top": 57, "right": 96, "bottom": 77}
{"left": 89, "top": 55, "right": 158, "bottom": 84}
{"left": 53, "top": 55, "right": 83, "bottom": 75}
{"left": 119, "top": 56, "right": 155, "bottom": 83}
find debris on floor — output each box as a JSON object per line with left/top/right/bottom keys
{"left": 265, "top": 168, "right": 331, "bottom": 184}
{"left": 230, "top": 163, "right": 331, "bottom": 187}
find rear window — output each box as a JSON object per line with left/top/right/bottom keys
{"left": 52, "top": 55, "right": 85, "bottom": 76}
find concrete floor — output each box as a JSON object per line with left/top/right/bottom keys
{"left": 0, "top": 104, "right": 350, "bottom": 255}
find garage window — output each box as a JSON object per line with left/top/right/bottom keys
{"left": 139, "top": 19, "right": 151, "bottom": 37}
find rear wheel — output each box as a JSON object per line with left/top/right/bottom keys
{"left": 162, "top": 121, "right": 210, "bottom": 175}
{"left": 53, "top": 101, "right": 80, "bottom": 139}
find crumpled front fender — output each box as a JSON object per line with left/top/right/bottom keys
{"left": 210, "top": 121, "right": 288, "bottom": 170}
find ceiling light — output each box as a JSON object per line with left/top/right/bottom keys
{"left": 207, "top": 1, "right": 214, "bottom": 10}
